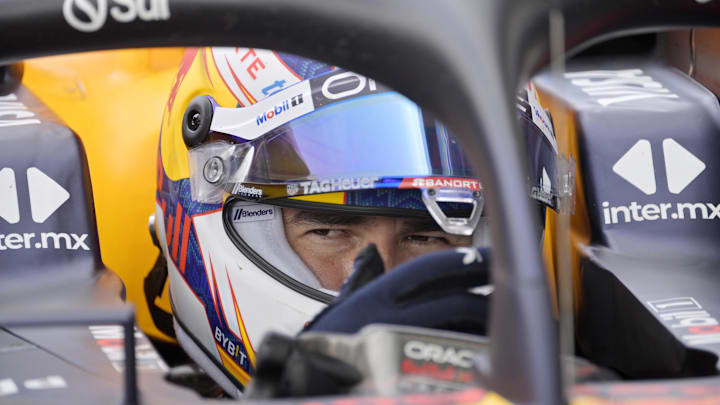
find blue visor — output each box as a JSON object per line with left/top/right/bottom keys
{"left": 242, "top": 92, "right": 475, "bottom": 184}
{"left": 191, "top": 76, "right": 484, "bottom": 234}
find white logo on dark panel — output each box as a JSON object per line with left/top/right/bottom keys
{"left": 321, "top": 72, "right": 376, "bottom": 100}
{"left": 0, "top": 168, "right": 89, "bottom": 251}
{"left": 0, "top": 379, "right": 18, "bottom": 397}
{"left": 63, "top": 0, "right": 107, "bottom": 32}
{"left": 612, "top": 139, "right": 656, "bottom": 195}
{"left": 530, "top": 166, "right": 554, "bottom": 206}
{"left": 663, "top": 138, "right": 706, "bottom": 194}
{"left": 0, "top": 168, "right": 70, "bottom": 224}
{"left": 455, "top": 247, "right": 483, "bottom": 265}
{"left": 565, "top": 69, "right": 679, "bottom": 107}
{"left": 648, "top": 297, "right": 702, "bottom": 313}
{"left": 27, "top": 168, "right": 71, "bottom": 223}
{"left": 648, "top": 296, "right": 720, "bottom": 347}
{"left": 63, "top": 0, "right": 170, "bottom": 33}
{"left": 0, "top": 168, "right": 19, "bottom": 224}
{"left": 0, "top": 94, "right": 41, "bottom": 127}
{"left": 0, "top": 376, "right": 68, "bottom": 398}
{"left": 541, "top": 167, "right": 552, "bottom": 194}
{"left": 613, "top": 138, "right": 704, "bottom": 195}
{"left": 602, "top": 139, "right": 717, "bottom": 224}
{"left": 23, "top": 376, "right": 67, "bottom": 390}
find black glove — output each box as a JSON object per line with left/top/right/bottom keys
{"left": 246, "top": 333, "right": 362, "bottom": 398}
{"left": 303, "top": 244, "right": 491, "bottom": 336}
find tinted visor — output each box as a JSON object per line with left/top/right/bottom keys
{"left": 242, "top": 92, "right": 475, "bottom": 184}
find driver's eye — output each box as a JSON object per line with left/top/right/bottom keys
{"left": 309, "top": 229, "right": 345, "bottom": 237}
{"left": 404, "top": 235, "right": 448, "bottom": 245}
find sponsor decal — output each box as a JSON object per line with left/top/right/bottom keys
{"left": 212, "top": 69, "right": 387, "bottom": 140}
{"left": 256, "top": 93, "right": 304, "bottom": 126}
{"left": 23, "top": 376, "right": 67, "bottom": 390}
{"left": 231, "top": 205, "right": 275, "bottom": 223}
{"left": 192, "top": 213, "right": 256, "bottom": 372}
{"left": 455, "top": 247, "right": 484, "bottom": 265}
{"left": 469, "top": 285, "right": 495, "bottom": 296}
{"left": 0, "top": 376, "right": 67, "bottom": 397}
{"left": 0, "top": 379, "right": 18, "bottom": 397}
{"left": 210, "top": 80, "right": 314, "bottom": 140}
{"left": 0, "top": 232, "right": 88, "bottom": 251}
{"left": 603, "top": 138, "right": 715, "bottom": 224}
{"left": 602, "top": 201, "right": 720, "bottom": 224}
{"left": 400, "top": 340, "right": 476, "bottom": 384}
{"left": 286, "top": 183, "right": 300, "bottom": 196}
{"left": 565, "top": 69, "right": 679, "bottom": 106}
{"left": 531, "top": 166, "right": 555, "bottom": 206}
{"left": 89, "top": 325, "right": 168, "bottom": 372}
{"left": 399, "top": 177, "right": 482, "bottom": 191}
{"left": 403, "top": 340, "right": 475, "bottom": 368}
{"left": 0, "top": 168, "right": 19, "bottom": 224}
{"left": 400, "top": 359, "right": 474, "bottom": 383}
{"left": 613, "top": 138, "right": 705, "bottom": 195}
{"left": 262, "top": 80, "right": 287, "bottom": 96}
{"left": 62, "top": 0, "right": 170, "bottom": 33}
{"left": 237, "top": 49, "right": 266, "bottom": 81}
{"left": 215, "top": 326, "right": 249, "bottom": 366}
{"left": 0, "top": 167, "right": 89, "bottom": 251}
{"left": 648, "top": 297, "right": 702, "bottom": 313}
{"left": 526, "top": 83, "right": 558, "bottom": 153}
{"left": 310, "top": 71, "right": 383, "bottom": 109}
{"left": 647, "top": 297, "right": 720, "bottom": 346}
{"left": 231, "top": 183, "right": 263, "bottom": 199}
{"left": 321, "top": 71, "right": 377, "bottom": 100}
{"left": 0, "top": 94, "right": 40, "bottom": 128}
{"left": 297, "top": 176, "right": 379, "bottom": 195}
{"left": 211, "top": 48, "right": 302, "bottom": 105}
{"left": 26, "top": 167, "right": 70, "bottom": 223}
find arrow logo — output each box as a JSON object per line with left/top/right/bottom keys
{"left": 0, "top": 167, "right": 70, "bottom": 224}
{"left": 0, "top": 168, "right": 19, "bottom": 224}
{"left": 663, "top": 138, "right": 706, "bottom": 194}
{"left": 613, "top": 139, "right": 656, "bottom": 195}
{"left": 613, "top": 138, "right": 704, "bottom": 195}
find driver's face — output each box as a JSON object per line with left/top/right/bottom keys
{"left": 282, "top": 208, "right": 472, "bottom": 290}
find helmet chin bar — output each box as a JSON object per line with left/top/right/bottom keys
{"left": 421, "top": 188, "right": 484, "bottom": 236}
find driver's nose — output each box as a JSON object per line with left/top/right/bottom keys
{"left": 364, "top": 219, "right": 401, "bottom": 271}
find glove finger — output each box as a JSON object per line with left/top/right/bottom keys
{"left": 339, "top": 243, "right": 385, "bottom": 297}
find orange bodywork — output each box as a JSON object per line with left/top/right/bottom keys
{"left": 533, "top": 84, "right": 592, "bottom": 316}
{"left": 22, "top": 48, "right": 185, "bottom": 342}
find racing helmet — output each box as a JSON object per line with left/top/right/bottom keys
{"left": 155, "top": 47, "right": 484, "bottom": 396}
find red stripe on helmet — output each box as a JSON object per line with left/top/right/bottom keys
{"left": 172, "top": 202, "right": 182, "bottom": 261}
{"left": 179, "top": 213, "right": 192, "bottom": 273}
{"left": 209, "top": 50, "right": 245, "bottom": 107}
{"left": 225, "top": 55, "right": 257, "bottom": 105}
{"left": 165, "top": 215, "right": 173, "bottom": 249}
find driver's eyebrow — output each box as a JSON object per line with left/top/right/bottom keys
{"left": 289, "top": 210, "right": 369, "bottom": 226}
